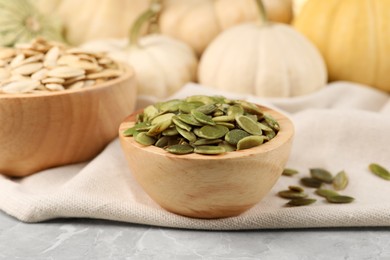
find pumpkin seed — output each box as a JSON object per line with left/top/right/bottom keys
{"left": 235, "top": 115, "right": 262, "bottom": 135}
{"left": 288, "top": 186, "right": 304, "bottom": 192}
{"left": 155, "top": 136, "right": 170, "bottom": 148}
{"left": 176, "top": 114, "right": 203, "bottom": 126}
{"left": 1, "top": 80, "right": 40, "bottom": 93}
{"left": 369, "top": 163, "right": 390, "bottom": 180}
{"left": 326, "top": 195, "right": 354, "bottom": 204}
{"left": 151, "top": 113, "right": 175, "bottom": 125}
{"left": 225, "top": 129, "right": 250, "bottom": 145}
{"left": 315, "top": 189, "right": 339, "bottom": 198}
{"left": 196, "top": 104, "right": 217, "bottom": 114}
{"left": 212, "top": 115, "right": 235, "bottom": 122}
{"left": 179, "top": 101, "right": 203, "bottom": 113}
{"left": 47, "top": 66, "right": 85, "bottom": 78}
{"left": 282, "top": 168, "right": 299, "bottom": 176}
{"left": 278, "top": 190, "right": 308, "bottom": 199}
{"left": 333, "top": 170, "right": 349, "bottom": 190}
{"left": 13, "top": 62, "right": 43, "bottom": 75}
{"left": 233, "top": 100, "right": 263, "bottom": 116}
{"left": 264, "top": 114, "right": 280, "bottom": 131}
{"left": 143, "top": 105, "right": 159, "bottom": 121}
{"left": 216, "top": 122, "right": 235, "bottom": 129}
{"left": 237, "top": 136, "right": 265, "bottom": 150}
{"left": 286, "top": 198, "right": 316, "bottom": 207}
{"left": 176, "top": 126, "right": 197, "bottom": 143}
{"left": 172, "top": 116, "right": 192, "bottom": 132}
{"left": 194, "top": 145, "right": 226, "bottom": 155}
{"left": 147, "top": 119, "right": 172, "bottom": 136}
{"left": 162, "top": 127, "right": 179, "bottom": 136}
{"left": 191, "top": 110, "right": 216, "bottom": 125}
{"left": 196, "top": 125, "right": 229, "bottom": 139}
{"left": 186, "top": 95, "right": 214, "bottom": 105}
{"left": 158, "top": 99, "right": 183, "bottom": 113}
{"left": 300, "top": 177, "right": 323, "bottom": 188}
{"left": 192, "top": 138, "right": 223, "bottom": 146}
{"left": 45, "top": 83, "right": 65, "bottom": 91}
{"left": 310, "top": 168, "right": 333, "bottom": 183}
{"left": 135, "top": 132, "right": 156, "bottom": 146}
{"left": 218, "top": 141, "right": 236, "bottom": 152}
{"left": 165, "top": 144, "right": 194, "bottom": 155}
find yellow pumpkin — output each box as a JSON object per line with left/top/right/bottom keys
{"left": 38, "top": 0, "right": 149, "bottom": 45}
{"left": 159, "top": 0, "right": 293, "bottom": 55}
{"left": 294, "top": 0, "right": 390, "bottom": 92}
{"left": 198, "top": 1, "right": 327, "bottom": 97}
{"left": 82, "top": 3, "right": 198, "bottom": 99}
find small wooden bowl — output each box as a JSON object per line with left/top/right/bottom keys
{"left": 119, "top": 105, "right": 294, "bottom": 219}
{"left": 0, "top": 65, "right": 137, "bottom": 177}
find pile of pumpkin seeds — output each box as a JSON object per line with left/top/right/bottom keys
{"left": 123, "top": 95, "right": 280, "bottom": 155}
{"left": 279, "top": 168, "right": 354, "bottom": 207}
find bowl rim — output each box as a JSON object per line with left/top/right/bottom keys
{"left": 119, "top": 104, "right": 294, "bottom": 160}
{"left": 0, "top": 63, "right": 134, "bottom": 99}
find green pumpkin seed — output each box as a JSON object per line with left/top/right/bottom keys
{"left": 212, "top": 115, "right": 235, "bottom": 122}
{"left": 225, "top": 129, "right": 250, "bottom": 145}
{"left": 235, "top": 115, "right": 262, "bottom": 135}
{"left": 191, "top": 110, "right": 216, "bottom": 125}
{"left": 278, "top": 190, "right": 308, "bottom": 199}
{"left": 162, "top": 127, "right": 179, "bottom": 136}
{"left": 123, "top": 127, "right": 138, "bottom": 137}
{"left": 227, "top": 104, "right": 244, "bottom": 117}
{"left": 176, "top": 114, "right": 203, "bottom": 126}
{"left": 216, "top": 122, "right": 235, "bottom": 129}
{"left": 282, "top": 168, "right": 299, "bottom": 176}
{"left": 213, "top": 110, "right": 224, "bottom": 117}
{"left": 218, "top": 141, "right": 236, "bottom": 152}
{"left": 194, "top": 145, "right": 226, "bottom": 155}
{"left": 310, "top": 168, "right": 333, "bottom": 183}
{"left": 288, "top": 186, "right": 304, "bottom": 192}
{"left": 300, "top": 177, "right": 323, "bottom": 188}
{"left": 155, "top": 136, "right": 170, "bottom": 148}
{"left": 315, "top": 189, "right": 339, "bottom": 198}
{"left": 196, "top": 104, "right": 217, "bottom": 114}
{"left": 135, "top": 132, "right": 156, "bottom": 146}
{"left": 286, "top": 198, "right": 316, "bottom": 207}
{"left": 165, "top": 144, "right": 194, "bottom": 155}
{"left": 158, "top": 99, "right": 183, "bottom": 113}
{"left": 179, "top": 101, "right": 203, "bottom": 113}
{"left": 264, "top": 114, "right": 280, "bottom": 131}
{"left": 369, "top": 163, "right": 390, "bottom": 180}
{"left": 196, "top": 125, "right": 229, "bottom": 139}
{"left": 233, "top": 100, "right": 263, "bottom": 116}
{"left": 257, "top": 122, "right": 273, "bottom": 132}
{"left": 264, "top": 129, "right": 276, "bottom": 140}
{"left": 192, "top": 138, "right": 223, "bottom": 146}
{"left": 186, "top": 95, "right": 215, "bottom": 105}
{"left": 326, "top": 195, "right": 354, "bottom": 204}
{"left": 147, "top": 119, "right": 172, "bottom": 136}
{"left": 151, "top": 113, "right": 175, "bottom": 125}
{"left": 172, "top": 116, "right": 192, "bottom": 131}
{"left": 176, "top": 126, "right": 197, "bottom": 143}
{"left": 143, "top": 105, "right": 159, "bottom": 121}
{"left": 237, "top": 136, "right": 265, "bottom": 150}
{"left": 333, "top": 170, "right": 349, "bottom": 190}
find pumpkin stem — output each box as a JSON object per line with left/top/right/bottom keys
{"left": 129, "top": 0, "right": 162, "bottom": 47}
{"left": 255, "top": 0, "right": 268, "bottom": 23}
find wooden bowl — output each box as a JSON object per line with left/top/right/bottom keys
{"left": 0, "top": 66, "right": 137, "bottom": 177}
{"left": 119, "top": 105, "right": 294, "bottom": 219}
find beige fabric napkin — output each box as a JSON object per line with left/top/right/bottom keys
{"left": 1, "top": 81, "right": 390, "bottom": 230}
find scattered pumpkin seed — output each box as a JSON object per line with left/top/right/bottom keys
{"left": 326, "top": 195, "right": 354, "bottom": 204}
{"left": 333, "top": 170, "right": 349, "bottom": 190}
{"left": 165, "top": 144, "right": 194, "bottom": 155}
{"left": 288, "top": 186, "right": 304, "bottom": 192}
{"left": 278, "top": 190, "right": 308, "bottom": 199}
{"left": 315, "top": 189, "right": 339, "bottom": 198}
{"left": 300, "top": 177, "right": 323, "bottom": 188}
{"left": 282, "top": 168, "right": 299, "bottom": 176}
{"left": 286, "top": 198, "right": 316, "bottom": 207}
{"left": 369, "top": 163, "right": 390, "bottom": 181}
{"left": 310, "top": 168, "right": 333, "bottom": 183}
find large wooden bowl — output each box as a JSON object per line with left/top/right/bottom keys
{"left": 0, "top": 66, "right": 136, "bottom": 177}
{"left": 119, "top": 105, "right": 294, "bottom": 219}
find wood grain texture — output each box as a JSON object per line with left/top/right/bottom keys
{"left": 119, "top": 106, "right": 294, "bottom": 219}
{"left": 0, "top": 66, "right": 137, "bottom": 177}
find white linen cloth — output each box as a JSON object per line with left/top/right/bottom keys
{"left": 0, "top": 81, "right": 389, "bottom": 230}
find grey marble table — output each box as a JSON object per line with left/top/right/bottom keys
{"left": 0, "top": 211, "right": 389, "bottom": 260}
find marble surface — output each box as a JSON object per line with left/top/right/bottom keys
{"left": 1, "top": 211, "right": 390, "bottom": 260}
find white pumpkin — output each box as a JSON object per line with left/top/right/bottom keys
{"left": 198, "top": 22, "right": 327, "bottom": 97}
{"left": 82, "top": 36, "right": 197, "bottom": 98}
